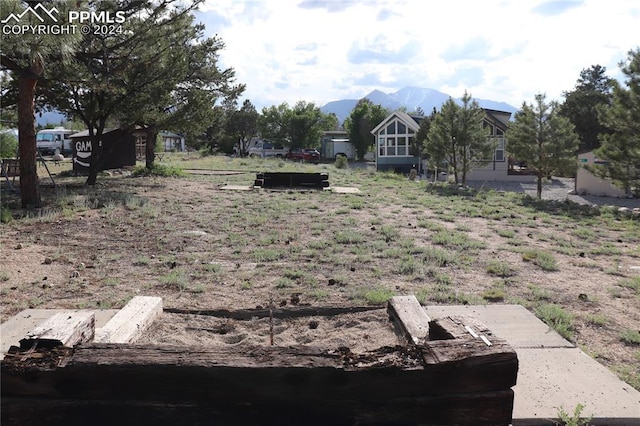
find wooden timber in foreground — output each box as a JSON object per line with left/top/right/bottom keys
{"left": 1, "top": 296, "right": 518, "bottom": 426}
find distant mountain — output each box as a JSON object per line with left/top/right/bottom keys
{"left": 321, "top": 86, "right": 518, "bottom": 125}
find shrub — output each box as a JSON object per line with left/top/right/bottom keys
{"left": 334, "top": 155, "right": 348, "bottom": 169}
{"left": 522, "top": 249, "right": 558, "bottom": 271}
{"left": 619, "top": 329, "right": 640, "bottom": 345}
{"left": 132, "top": 163, "right": 187, "bottom": 177}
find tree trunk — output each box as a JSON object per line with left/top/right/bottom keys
{"left": 86, "top": 130, "right": 104, "bottom": 186}
{"left": 17, "top": 73, "right": 41, "bottom": 208}
{"left": 146, "top": 125, "right": 158, "bottom": 169}
{"left": 537, "top": 171, "right": 543, "bottom": 199}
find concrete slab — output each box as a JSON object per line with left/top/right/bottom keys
{"left": 425, "top": 304, "right": 640, "bottom": 424}
{"left": 514, "top": 348, "right": 640, "bottom": 424}
{"left": 0, "top": 309, "right": 118, "bottom": 360}
{"left": 424, "top": 304, "right": 574, "bottom": 348}
{"left": 325, "top": 186, "right": 361, "bottom": 194}
{"left": 219, "top": 185, "right": 253, "bottom": 191}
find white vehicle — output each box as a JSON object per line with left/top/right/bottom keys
{"left": 36, "top": 127, "right": 74, "bottom": 155}
{"left": 247, "top": 140, "right": 289, "bottom": 158}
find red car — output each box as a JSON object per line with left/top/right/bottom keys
{"left": 285, "top": 148, "right": 320, "bottom": 163}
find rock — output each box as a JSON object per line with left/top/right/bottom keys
{"left": 71, "top": 270, "right": 80, "bottom": 278}
{"left": 43, "top": 257, "right": 53, "bottom": 265}
{"left": 15, "top": 243, "right": 23, "bottom": 249}
{"left": 309, "top": 320, "right": 319, "bottom": 330}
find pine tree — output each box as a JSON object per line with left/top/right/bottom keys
{"left": 593, "top": 49, "right": 640, "bottom": 196}
{"left": 425, "top": 93, "right": 491, "bottom": 185}
{"left": 507, "top": 94, "right": 579, "bottom": 199}
{"left": 1, "top": 0, "right": 80, "bottom": 207}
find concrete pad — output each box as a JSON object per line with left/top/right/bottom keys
{"left": 219, "top": 185, "right": 253, "bottom": 191}
{"left": 514, "top": 348, "right": 640, "bottom": 424}
{"left": 424, "top": 304, "right": 574, "bottom": 348}
{"left": 325, "top": 186, "right": 361, "bottom": 194}
{"left": 425, "top": 304, "right": 640, "bottom": 424}
{"left": 1, "top": 309, "right": 118, "bottom": 360}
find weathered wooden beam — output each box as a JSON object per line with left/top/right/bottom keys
{"left": 94, "top": 296, "right": 162, "bottom": 344}
{"left": 1, "top": 390, "right": 514, "bottom": 426}
{"left": 19, "top": 311, "right": 95, "bottom": 350}
{"left": 387, "top": 296, "right": 430, "bottom": 344}
{"left": 163, "top": 305, "right": 383, "bottom": 320}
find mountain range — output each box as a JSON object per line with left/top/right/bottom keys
{"left": 320, "top": 86, "right": 518, "bottom": 124}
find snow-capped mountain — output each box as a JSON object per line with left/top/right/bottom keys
{"left": 321, "top": 86, "right": 517, "bottom": 124}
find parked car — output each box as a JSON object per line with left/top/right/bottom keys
{"left": 248, "top": 141, "right": 289, "bottom": 158}
{"left": 285, "top": 148, "right": 320, "bottom": 163}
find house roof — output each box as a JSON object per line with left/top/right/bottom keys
{"left": 69, "top": 128, "right": 119, "bottom": 138}
{"left": 370, "top": 110, "right": 422, "bottom": 135}
{"left": 160, "top": 131, "right": 183, "bottom": 138}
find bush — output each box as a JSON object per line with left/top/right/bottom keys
{"left": 535, "top": 303, "right": 574, "bottom": 340}
{"left": 132, "top": 163, "right": 186, "bottom": 177}
{"left": 334, "top": 155, "right": 348, "bottom": 169}
{"left": 0, "top": 131, "right": 18, "bottom": 158}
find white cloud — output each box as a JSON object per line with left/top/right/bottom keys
{"left": 197, "top": 0, "right": 639, "bottom": 110}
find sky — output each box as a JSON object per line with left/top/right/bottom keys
{"left": 196, "top": 0, "right": 638, "bottom": 111}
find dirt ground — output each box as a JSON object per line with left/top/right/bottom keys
{"left": 1, "top": 167, "right": 639, "bottom": 389}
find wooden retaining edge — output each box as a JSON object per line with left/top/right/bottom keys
{"left": 387, "top": 296, "right": 430, "bottom": 345}
{"left": 94, "top": 296, "right": 162, "bottom": 344}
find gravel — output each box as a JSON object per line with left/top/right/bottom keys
{"left": 466, "top": 177, "right": 640, "bottom": 209}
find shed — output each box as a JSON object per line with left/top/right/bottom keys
{"left": 575, "top": 151, "right": 626, "bottom": 197}
{"left": 70, "top": 128, "right": 137, "bottom": 174}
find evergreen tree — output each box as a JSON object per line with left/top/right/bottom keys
{"left": 592, "top": 49, "right": 640, "bottom": 196}
{"left": 559, "top": 65, "right": 614, "bottom": 153}
{"left": 1, "top": 0, "right": 80, "bottom": 207}
{"left": 425, "top": 93, "right": 491, "bottom": 185}
{"left": 507, "top": 94, "right": 579, "bottom": 199}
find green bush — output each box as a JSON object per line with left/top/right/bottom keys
{"left": 334, "top": 155, "right": 348, "bottom": 169}
{"left": 0, "top": 131, "right": 18, "bottom": 158}
{"left": 132, "top": 163, "right": 186, "bottom": 177}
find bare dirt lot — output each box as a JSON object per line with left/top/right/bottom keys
{"left": 1, "top": 156, "right": 639, "bottom": 390}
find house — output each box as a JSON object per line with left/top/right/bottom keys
{"left": 70, "top": 128, "right": 138, "bottom": 173}
{"left": 160, "top": 131, "right": 186, "bottom": 152}
{"left": 370, "top": 108, "right": 532, "bottom": 181}
{"left": 575, "top": 151, "right": 626, "bottom": 197}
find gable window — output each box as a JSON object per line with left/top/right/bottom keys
{"left": 376, "top": 117, "right": 414, "bottom": 157}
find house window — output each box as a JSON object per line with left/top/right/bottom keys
{"left": 483, "top": 121, "right": 494, "bottom": 136}
{"left": 386, "top": 137, "right": 396, "bottom": 155}
{"left": 495, "top": 138, "right": 505, "bottom": 162}
{"left": 377, "top": 118, "right": 415, "bottom": 157}
{"left": 397, "top": 136, "right": 407, "bottom": 156}
{"left": 386, "top": 123, "right": 396, "bottom": 135}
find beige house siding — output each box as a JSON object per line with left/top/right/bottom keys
{"left": 576, "top": 151, "right": 626, "bottom": 197}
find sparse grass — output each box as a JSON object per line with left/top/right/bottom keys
{"left": 619, "top": 329, "right": 640, "bottom": 345}
{"left": 535, "top": 303, "right": 574, "bottom": 341}
{"left": 485, "top": 260, "right": 517, "bottom": 277}
{"left": 522, "top": 249, "right": 559, "bottom": 271}
{"left": 586, "top": 313, "right": 609, "bottom": 327}
{"left": 617, "top": 276, "right": 640, "bottom": 294}
{"left": 482, "top": 280, "right": 507, "bottom": 302}
{"left": 358, "top": 287, "right": 396, "bottom": 305}
{"left": 497, "top": 228, "right": 516, "bottom": 239}
{"left": 334, "top": 230, "right": 365, "bottom": 245}
{"left": 431, "top": 230, "right": 486, "bottom": 252}
{"left": 159, "top": 270, "right": 188, "bottom": 291}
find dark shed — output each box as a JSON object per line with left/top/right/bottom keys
{"left": 70, "top": 128, "right": 137, "bottom": 173}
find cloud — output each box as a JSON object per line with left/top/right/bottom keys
{"left": 376, "top": 8, "right": 400, "bottom": 21}
{"left": 448, "top": 66, "right": 485, "bottom": 88}
{"left": 348, "top": 36, "right": 421, "bottom": 64}
{"left": 531, "top": 0, "right": 584, "bottom": 16}
{"left": 441, "top": 38, "right": 493, "bottom": 62}
{"left": 297, "top": 0, "right": 357, "bottom": 13}
{"left": 295, "top": 42, "right": 319, "bottom": 51}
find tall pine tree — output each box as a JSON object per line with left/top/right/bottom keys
{"left": 593, "top": 49, "right": 640, "bottom": 196}
{"left": 507, "top": 94, "right": 579, "bottom": 199}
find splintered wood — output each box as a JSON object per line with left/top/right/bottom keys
{"left": 19, "top": 311, "right": 95, "bottom": 350}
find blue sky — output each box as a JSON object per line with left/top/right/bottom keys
{"left": 196, "top": 0, "right": 638, "bottom": 110}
